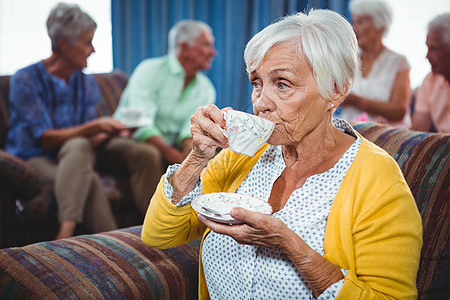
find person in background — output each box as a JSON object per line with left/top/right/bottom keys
{"left": 142, "top": 9, "right": 422, "bottom": 299}
{"left": 336, "top": 0, "right": 412, "bottom": 128}
{"left": 411, "top": 12, "right": 450, "bottom": 133}
{"left": 6, "top": 3, "right": 160, "bottom": 239}
{"left": 114, "top": 20, "right": 217, "bottom": 167}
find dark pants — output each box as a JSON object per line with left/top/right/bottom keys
{"left": 27, "top": 137, "right": 162, "bottom": 233}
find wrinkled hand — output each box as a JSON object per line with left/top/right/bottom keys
{"left": 86, "top": 117, "right": 127, "bottom": 147}
{"left": 89, "top": 132, "right": 111, "bottom": 147}
{"left": 90, "top": 117, "right": 126, "bottom": 135}
{"left": 117, "top": 127, "right": 135, "bottom": 138}
{"left": 198, "top": 207, "right": 288, "bottom": 250}
{"left": 189, "top": 104, "right": 230, "bottom": 160}
{"left": 199, "top": 206, "right": 344, "bottom": 298}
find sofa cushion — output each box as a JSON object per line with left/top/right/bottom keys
{"left": 0, "top": 226, "right": 201, "bottom": 299}
{"left": 93, "top": 71, "right": 128, "bottom": 116}
{"left": 353, "top": 122, "right": 450, "bottom": 300}
{"left": 0, "top": 150, "right": 41, "bottom": 200}
{"left": 0, "top": 75, "right": 11, "bottom": 149}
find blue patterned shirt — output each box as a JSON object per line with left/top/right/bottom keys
{"left": 5, "top": 61, "right": 100, "bottom": 160}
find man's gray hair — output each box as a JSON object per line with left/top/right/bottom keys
{"left": 168, "top": 20, "right": 212, "bottom": 55}
{"left": 349, "top": 0, "right": 393, "bottom": 36}
{"left": 244, "top": 9, "right": 358, "bottom": 102}
{"left": 428, "top": 12, "right": 450, "bottom": 46}
{"left": 47, "top": 2, "right": 97, "bottom": 52}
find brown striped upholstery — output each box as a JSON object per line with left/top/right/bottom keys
{"left": 93, "top": 71, "right": 128, "bottom": 116}
{"left": 0, "top": 226, "right": 201, "bottom": 299}
{"left": 352, "top": 122, "right": 450, "bottom": 300}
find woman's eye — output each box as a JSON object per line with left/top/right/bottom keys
{"left": 252, "top": 81, "right": 261, "bottom": 89}
{"left": 278, "top": 82, "right": 289, "bottom": 90}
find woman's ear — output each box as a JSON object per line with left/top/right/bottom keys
{"left": 331, "top": 84, "right": 348, "bottom": 107}
{"left": 57, "top": 37, "right": 70, "bottom": 53}
{"left": 377, "top": 26, "right": 386, "bottom": 38}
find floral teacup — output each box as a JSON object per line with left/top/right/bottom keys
{"left": 225, "top": 110, "right": 275, "bottom": 157}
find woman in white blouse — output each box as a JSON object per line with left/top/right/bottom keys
{"left": 336, "top": 0, "right": 412, "bottom": 128}
{"left": 142, "top": 9, "right": 422, "bottom": 299}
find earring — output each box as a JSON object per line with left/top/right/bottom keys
{"left": 330, "top": 103, "right": 335, "bottom": 108}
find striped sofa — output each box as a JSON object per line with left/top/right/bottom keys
{"left": 0, "top": 71, "right": 143, "bottom": 248}
{"left": 0, "top": 122, "right": 448, "bottom": 299}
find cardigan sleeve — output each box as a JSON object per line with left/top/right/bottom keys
{"left": 325, "top": 138, "right": 422, "bottom": 299}
{"left": 141, "top": 176, "right": 206, "bottom": 249}
{"left": 141, "top": 146, "right": 268, "bottom": 249}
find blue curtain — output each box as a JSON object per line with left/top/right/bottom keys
{"left": 111, "top": 0, "right": 350, "bottom": 112}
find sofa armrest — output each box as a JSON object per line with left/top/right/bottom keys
{"left": 93, "top": 70, "right": 128, "bottom": 116}
{"left": 0, "top": 226, "right": 201, "bottom": 299}
{"left": 352, "top": 121, "right": 450, "bottom": 300}
{"left": 0, "top": 150, "right": 41, "bottom": 201}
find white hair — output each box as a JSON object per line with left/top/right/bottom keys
{"left": 244, "top": 9, "right": 358, "bottom": 102}
{"left": 349, "top": 0, "right": 393, "bottom": 36}
{"left": 428, "top": 13, "right": 450, "bottom": 46}
{"left": 168, "top": 20, "right": 212, "bottom": 55}
{"left": 47, "top": 2, "right": 97, "bottom": 52}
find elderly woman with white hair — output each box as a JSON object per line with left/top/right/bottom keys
{"left": 142, "top": 9, "right": 422, "bottom": 299}
{"left": 336, "top": 0, "right": 412, "bottom": 128}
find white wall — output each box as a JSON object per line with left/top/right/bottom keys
{"left": 0, "top": 0, "right": 112, "bottom": 75}
{"left": 0, "top": 0, "right": 449, "bottom": 87}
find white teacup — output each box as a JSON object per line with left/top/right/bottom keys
{"left": 117, "top": 107, "right": 144, "bottom": 128}
{"left": 224, "top": 110, "right": 275, "bottom": 157}
{"left": 120, "top": 107, "right": 142, "bottom": 127}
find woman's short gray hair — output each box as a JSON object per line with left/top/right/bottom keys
{"left": 244, "top": 9, "right": 358, "bottom": 102}
{"left": 168, "top": 20, "right": 212, "bottom": 55}
{"left": 349, "top": 0, "right": 393, "bottom": 36}
{"left": 428, "top": 13, "right": 450, "bottom": 46}
{"left": 47, "top": 2, "right": 97, "bottom": 52}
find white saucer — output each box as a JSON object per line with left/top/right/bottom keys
{"left": 191, "top": 192, "right": 272, "bottom": 224}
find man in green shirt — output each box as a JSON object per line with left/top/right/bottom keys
{"left": 114, "top": 20, "right": 217, "bottom": 165}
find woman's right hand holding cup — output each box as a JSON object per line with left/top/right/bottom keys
{"left": 169, "top": 105, "right": 230, "bottom": 203}
{"left": 189, "top": 104, "right": 230, "bottom": 161}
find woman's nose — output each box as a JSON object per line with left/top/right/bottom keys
{"left": 254, "top": 89, "right": 273, "bottom": 113}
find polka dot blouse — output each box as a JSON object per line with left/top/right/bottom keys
{"left": 165, "top": 119, "right": 360, "bottom": 299}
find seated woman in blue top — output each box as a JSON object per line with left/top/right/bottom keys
{"left": 6, "top": 3, "right": 160, "bottom": 239}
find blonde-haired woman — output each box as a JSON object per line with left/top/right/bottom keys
{"left": 336, "top": 0, "right": 412, "bottom": 128}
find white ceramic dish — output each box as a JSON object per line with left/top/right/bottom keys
{"left": 191, "top": 192, "right": 272, "bottom": 224}
{"left": 121, "top": 118, "right": 153, "bottom": 129}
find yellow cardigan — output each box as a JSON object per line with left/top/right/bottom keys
{"left": 142, "top": 136, "right": 422, "bottom": 299}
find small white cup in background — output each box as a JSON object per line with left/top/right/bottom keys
{"left": 116, "top": 107, "right": 155, "bottom": 128}
{"left": 224, "top": 110, "right": 275, "bottom": 157}
{"left": 117, "top": 107, "right": 143, "bottom": 128}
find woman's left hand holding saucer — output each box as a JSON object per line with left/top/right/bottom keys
{"left": 198, "top": 207, "right": 289, "bottom": 250}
